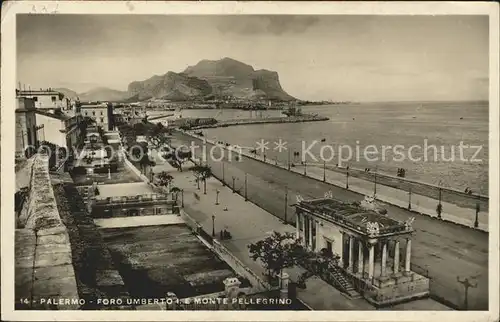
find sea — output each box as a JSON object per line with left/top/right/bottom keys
{"left": 148, "top": 101, "right": 489, "bottom": 194}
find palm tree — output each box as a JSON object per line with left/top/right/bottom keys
{"left": 192, "top": 165, "right": 212, "bottom": 194}
{"left": 157, "top": 171, "right": 174, "bottom": 193}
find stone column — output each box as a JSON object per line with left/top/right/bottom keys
{"left": 405, "top": 238, "right": 412, "bottom": 272}
{"left": 381, "top": 241, "right": 387, "bottom": 277}
{"left": 296, "top": 212, "right": 301, "bottom": 240}
{"left": 368, "top": 243, "right": 375, "bottom": 280}
{"left": 348, "top": 236, "right": 354, "bottom": 272}
{"left": 315, "top": 221, "right": 322, "bottom": 251}
{"left": 308, "top": 216, "right": 314, "bottom": 250}
{"left": 393, "top": 240, "right": 400, "bottom": 274}
{"left": 358, "top": 241, "right": 364, "bottom": 274}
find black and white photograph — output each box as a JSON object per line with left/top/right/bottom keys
{"left": 1, "top": 1, "right": 499, "bottom": 320}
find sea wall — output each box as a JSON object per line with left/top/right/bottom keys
{"left": 190, "top": 115, "right": 329, "bottom": 130}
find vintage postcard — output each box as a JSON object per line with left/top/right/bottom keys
{"left": 1, "top": 1, "right": 499, "bottom": 321}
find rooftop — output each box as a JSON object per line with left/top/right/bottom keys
{"left": 16, "top": 89, "right": 64, "bottom": 97}
{"left": 80, "top": 104, "right": 108, "bottom": 109}
{"left": 297, "top": 198, "right": 410, "bottom": 237}
{"left": 99, "top": 224, "right": 241, "bottom": 299}
{"left": 95, "top": 182, "right": 154, "bottom": 198}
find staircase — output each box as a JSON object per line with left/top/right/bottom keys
{"left": 327, "top": 264, "right": 362, "bottom": 299}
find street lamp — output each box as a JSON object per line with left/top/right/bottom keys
{"left": 232, "top": 176, "right": 236, "bottom": 193}
{"left": 457, "top": 276, "right": 478, "bottom": 310}
{"left": 212, "top": 215, "right": 216, "bottom": 237}
{"left": 221, "top": 163, "right": 225, "bottom": 186}
{"left": 346, "top": 165, "right": 350, "bottom": 189}
{"left": 437, "top": 181, "right": 443, "bottom": 220}
{"left": 215, "top": 189, "right": 220, "bottom": 205}
{"left": 284, "top": 186, "right": 288, "bottom": 224}
{"left": 408, "top": 187, "right": 412, "bottom": 210}
{"left": 323, "top": 160, "right": 326, "bottom": 182}
{"left": 474, "top": 194, "right": 480, "bottom": 228}
{"left": 304, "top": 160, "right": 307, "bottom": 176}
{"left": 287, "top": 149, "right": 291, "bottom": 171}
{"left": 181, "top": 189, "right": 184, "bottom": 208}
{"left": 373, "top": 165, "right": 378, "bottom": 197}
{"left": 244, "top": 173, "right": 248, "bottom": 201}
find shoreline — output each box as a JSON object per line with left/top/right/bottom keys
{"left": 189, "top": 115, "right": 330, "bottom": 130}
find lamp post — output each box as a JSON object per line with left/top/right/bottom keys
{"left": 181, "top": 189, "right": 184, "bottom": 208}
{"left": 408, "top": 187, "right": 412, "bottom": 210}
{"left": 212, "top": 215, "right": 216, "bottom": 237}
{"left": 244, "top": 173, "right": 248, "bottom": 201}
{"left": 373, "top": 165, "right": 378, "bottom": 197}
{"left": 287, "top": 149, "right": 291, "bottom": 171}
{"left": 232, "top": 176, "right": 236, "bottom": 193}
{"left": 346, "top": 165, "right": 350, "bottom": 189}
{"left": 304, "top": 160, "right": 307, "bottom": 176}
{"left": 221, "top": 163, "right": 225, "bottom": 186}
{"left": 474, "top": 194, "right": 480, "bottom": 228}
{"left": 284, "top": 186, "right": 288, "bottom": 224}
{"left": 457, "top": 276, "right": 478, "bottom": 310}
{"left": 215, "top": 189, "right": 220, "bottom": 205}
{"left": 323, "top": 160, "right": 326, "bottom": 182}
{"left": 437, "top": 183, "right": 443, "bottom": 219}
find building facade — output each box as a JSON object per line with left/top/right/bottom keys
{"left": 295, "top": 196, "right": 429, "bottom": 307}
{"left": 16, "top": 89, "right": 70, "bottom": 110}
{"left": 35, "top": 111, "right": 82, "bottom": 150}
{"left": 15, "top": 97, "right": 38, "bottom": 159}
{"left": 80, "top": 104, "right": 113, "bottom": 130}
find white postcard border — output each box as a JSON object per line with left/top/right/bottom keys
{"left": 1, "top": 1, "right": 499, "bottom": 321}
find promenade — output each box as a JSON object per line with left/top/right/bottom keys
{"left": 182, "top": 130, "right": 488, "bottom": 232}
{"left": 167, "top": 131, "right": 489, "bottom": 310}
{"left": 150, "top": 158, "right": 449, "bottom": 310}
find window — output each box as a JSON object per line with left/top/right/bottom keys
{"left": 92, "top": 111, "right": 95, "bottom": 116}
{"left": 100, "top": 118, "right": 104, "bottom": 123}
{"left": 100, "top": 111, "right": 103, "bottom": 115}
{"left": 51, "top": 96, "right": 56, "bottom": 102}
{"left": 85, "top": 111, "right": 88, "bottom": 116}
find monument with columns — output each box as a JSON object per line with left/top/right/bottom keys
{"left": 295, "top": 195, "right": 430, "bottom": 307}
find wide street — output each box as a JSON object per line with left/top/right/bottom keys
{"left": 171, "top": 131, "right": 489, "bottom": 310}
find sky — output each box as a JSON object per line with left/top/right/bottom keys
{"left": 17, "top": 14, "right": 489, "bottom": 102}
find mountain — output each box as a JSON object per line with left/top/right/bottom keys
{"left": 182, "top": 57, "right": 295, "bottom": 101}
{"left": 59, "top": 58, "right": 296, "bottom": 102}
{"left": 77, "top": 87, "right": 132, "bottom": 102}
{"left": 128, "top": 71, "right": 212, "bottom": 101}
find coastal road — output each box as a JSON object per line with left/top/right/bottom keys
{"left": 171, "top": 131, "right": 489, "bottom": 310}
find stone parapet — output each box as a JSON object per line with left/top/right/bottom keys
{"left": 15, "top": 154, "right": 80, "bottom": 310}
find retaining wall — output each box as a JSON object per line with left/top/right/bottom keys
{"left": 15, "top": 154, "right": 80, "bottom": 310}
